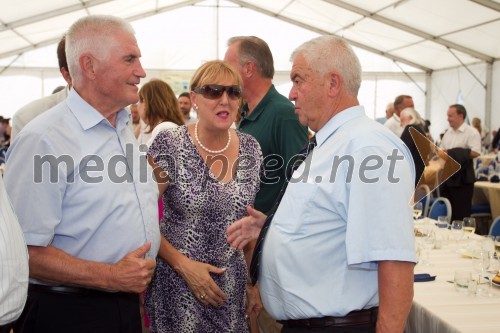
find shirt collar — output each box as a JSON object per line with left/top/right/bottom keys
{"left": 456, "top": 122, "right": 467, "bottom": 133}
{"left": 241, "top": 84, "right": 277, "bottom": 122}
{"left": 67, "top": 89, "right": 129, "bottom": 131}
{"left": 315, "top": 105, "right": 365, "bottom": 148}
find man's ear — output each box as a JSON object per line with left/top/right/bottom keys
{"left": 80, "top": 54, "right": 96, "bottom": 80}
{"left": 244, "top": 61, "right": 255, "bottom": 78}
{"left": 327, "top": 71, "right": 342, "bottom": 97}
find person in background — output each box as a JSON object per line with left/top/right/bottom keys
{"left": 385, "top": 94, "right": 414, "bottom": 137}
{"left": 0, "top": 117, "right": 11, "bottom": 148}
{"left": 4, "top": 15, "right": 160, "bottom": 333}
{"left": 137, "top": 79, "right": 184, "bottom": 146}
{"left": 11, "top": 35, "right": 72, "bottom": 140}
{"left": 129, "top": 103, "right": 141, "bottom": 137}
{"left": 51, "top": 86, "right": 66, "bottom": 94}
{"left": 178, "top": 92, "right": 197, "bottom": 125}
{"left": 376, "top": 102, "right": 394, "bottom": 125}
{"left": 224, "top": 36, "right": 308, "bottom": 333}
{"left": 227, "top": 35, "right": 416, "bottom": 333}
{"left": 400, "top": 107, "right": 427, "bottom": 187}
{"left": 0, "top": 176, "right": 29, "bottom": 333}
{"left": 145, "top": 60, "right": 262, "bottom": 333}
{"left": 491, "top": 127, "right": 500, "bottom": 151}
{"left": 472, "top": 117, "right": 490, "bottom": 150}
{"left": 439, "top": 104, "right": 481, "bottom": 221}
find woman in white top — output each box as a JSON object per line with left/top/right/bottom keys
{"left": 137, "top": 79, "right": 185, "bottom": 146}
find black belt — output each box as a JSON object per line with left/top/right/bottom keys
{"left": 278, "top": 307, "right": 378, "bottom": 328}
{"left": 28, "top": 283, "right": 134, "bottom": 298}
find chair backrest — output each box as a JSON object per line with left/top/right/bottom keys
{"left": 489, "top": 216, "right": 500, "bottom": 236}
{"left": 428, "top": 197, "right": 452, "bottom": 221}
{"left": 415, "top": 184, "right": 431, "bottom": 217}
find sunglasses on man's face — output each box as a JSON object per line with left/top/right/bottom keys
{"left": 193, "top": 84, "right": 242, "bottom": 100}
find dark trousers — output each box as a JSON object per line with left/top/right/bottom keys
{"left": 15, "top": 287, "right": 141, "bottom": 333}
{"left": 440, "top": 182, "right": 474, "bottom": 221}
{"left": 281, "top": 324, "right": 375, "bottom": 333}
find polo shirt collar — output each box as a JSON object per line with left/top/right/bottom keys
{"left": 315, "top": 105, "right": 365, "bottom": 148}
{"left": 67, "top": 88, "right": 129, "bottom": 131}
{"left": 241, "top": 84, "right": 278, "bottom": 122}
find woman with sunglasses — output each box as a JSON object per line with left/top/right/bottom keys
{"left": 145, "top": 60, "right": 262, "bottom": 333}
{"left": 137, "top": 79, "right": 185, "bottom": 147}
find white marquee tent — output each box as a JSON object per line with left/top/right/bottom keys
{"left": 1, "top": 0, "right": 499, "bottom": 140}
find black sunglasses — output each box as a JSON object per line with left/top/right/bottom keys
{"left": 193, "top": 84, "right": 242, "bottom": 100}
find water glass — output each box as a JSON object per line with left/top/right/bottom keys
{"left": 454, "top": 270, "right": 472, "bottom": 293}
{"left": 436, "top": 216, "right": 450, "bottom": 229}
{"left": 451, "top": 220, "right": 464, "bottom": 245}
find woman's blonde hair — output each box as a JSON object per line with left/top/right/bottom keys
{"left": 190, "top": 60, "right": 243, "bottom": 92}
{"left": 138, "top": 79, "right": 184, "bottom": 133}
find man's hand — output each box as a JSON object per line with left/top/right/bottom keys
{"left": 109, "top": 241, "right": 156, "bottom": 293}
{"left": 227, "top": 205, "right": 267, "bottom": 250}
{"left": 246, "top": 283, "right": 263, "bottom": 317}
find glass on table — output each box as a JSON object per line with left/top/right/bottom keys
{"left": 451, "top": 220, "right": 464, "bottom": 248}
{"left": 484, "top": 251, "right": 499, "bottom": 298}
{"left": 463, "top": 217, "right": 476, "bottom": 237}
{"left": 471, "top": 250, "right": 489, "bottom": 296}
{"left": 436, "top": 216, "right": 450, "bottom": 229}
{"left": 454, "top": 270, "right": 472, "bottom": 293}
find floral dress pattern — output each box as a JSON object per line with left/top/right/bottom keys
{"left": 145, "top": 125, "right": 262, "bottom": 333}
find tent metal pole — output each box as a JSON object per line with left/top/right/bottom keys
{"left": 485, "top": 63, "right": 493, "bottom": 135}
{"left": 425, "top": 73, "right": 432, "bottom": 121}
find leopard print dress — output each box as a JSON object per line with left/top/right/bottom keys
{"left": 145, "top": 126, "right": 262, "bottom": 333}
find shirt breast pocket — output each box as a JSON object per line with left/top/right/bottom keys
{"left": 272, "top": 180, "right": 319, "bottom": 234}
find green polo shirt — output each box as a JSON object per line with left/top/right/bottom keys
{"left": 238, "top": 85, "right": 308, "bottom": 214}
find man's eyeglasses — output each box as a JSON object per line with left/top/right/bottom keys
{"left": 193, "top": 85, "right": 242, "bottom": 100}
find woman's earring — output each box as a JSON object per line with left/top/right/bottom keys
{"left": 193, "top": 104, "right": 199, "bottom": 111}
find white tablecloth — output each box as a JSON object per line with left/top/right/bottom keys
{"left": 405, "top": 231, "right": 500, "bottom": 333}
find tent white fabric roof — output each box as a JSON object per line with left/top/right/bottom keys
{"left": 1, "top": 0, "right": 499, "bottom": 72}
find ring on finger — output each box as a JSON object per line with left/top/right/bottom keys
{"left": 200, "top": 294, "right": 206, "bottom": 300}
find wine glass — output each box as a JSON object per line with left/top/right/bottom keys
{"left": 413, "top": 202, "right": 423, "bottom": 221}
{"left": 463, "top": 217, "right": 476, "bottom": 239}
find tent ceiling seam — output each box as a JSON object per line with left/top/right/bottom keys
{"left": 322, "top": 0, "right": 494, "bottom": 62}
{"left": 229, "top": 0, "right": 432, "bottom": 72}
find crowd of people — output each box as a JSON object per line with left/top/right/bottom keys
{"left": 0, "top": 13, "right": 498, "bottom": 333}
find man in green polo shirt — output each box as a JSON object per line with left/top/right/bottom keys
{"left": 225, "top": 35, "right": 308, "bottom": 333}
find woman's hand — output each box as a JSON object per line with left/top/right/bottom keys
{"left": 176, "top": 257, "right": 228, "bottom": 307}
{"left": 227, "top": 206, "right": 267, "bottom": 250}
{"left": 246, "top": 283, "right": 263, "bottom": 317}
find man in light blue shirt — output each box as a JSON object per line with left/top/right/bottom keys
{"left": 4, "top": 15, "right": 160, "bottom": 333}
{"left": 228, "top": 36, "right": 417, "bottom": 333}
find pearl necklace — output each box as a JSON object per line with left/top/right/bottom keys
{"left": 194, "top": 121, "right": 231, "bottom": 154}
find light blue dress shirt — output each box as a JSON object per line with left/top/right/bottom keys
{"left": 259, "top": 105, "right": 417, "bottom": 320}
{"left": 4, "top": 89, "right": 160, "bottom": 274}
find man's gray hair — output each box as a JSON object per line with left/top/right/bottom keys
{"left": 291, "top": 35, "right": 361, "bottom": 96}
{"left": 66, "top": 15, "right": 135, "bottom": 82}
{"left": 227, "top": 36, "right": 274, "bottom": 79}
